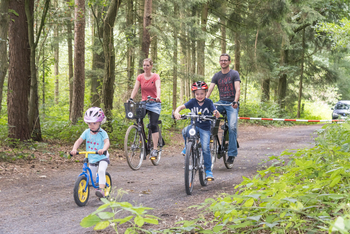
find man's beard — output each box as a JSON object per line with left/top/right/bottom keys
{"left": 221, "top": 64, "right": 229, "bottom": 69}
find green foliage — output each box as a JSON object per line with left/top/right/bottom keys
{"left": 80, "top": 189, "right": 159, "bottom": 233}
{"left": 165, "top": 121, "right": 350, "bottom": 233}
{"left": 240, "top": 101, "right": 294, "bottom": 126}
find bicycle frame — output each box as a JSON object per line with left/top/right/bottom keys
{"left": 210, "top": 102, "right": 237, "bottom": 169}
{"left": 181, "top": 114, "right": 216, "bottom": 170}
{"left": 76, "top": 151, "right": 111, "bottom": 192}
{"left": 212, "top": 115, "right": 229, "bottom": 157}
{"left": 133, "top": 117, "right": 152, "bottom": 156}
{"left": 128, "top": 96, "right": 162, "bottom": 157}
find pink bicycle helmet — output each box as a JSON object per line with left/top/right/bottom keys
{"left": 84, "top": 107, "right": 106, "bottom": 124}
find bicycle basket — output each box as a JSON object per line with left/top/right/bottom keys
{"left": 124, "top": 102, "right": 146, "bottom": 119}
{"left": 210, "top": 118, "right": 221, "bottom": 135}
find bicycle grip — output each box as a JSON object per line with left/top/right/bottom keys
{"left": 69, "top": 151, "right": 79, "bottom": 156}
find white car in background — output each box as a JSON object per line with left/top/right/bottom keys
{"left": 332, "top": 100, "right": 350, "bottom": 120}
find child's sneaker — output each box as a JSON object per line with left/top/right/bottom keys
{"left": 205, "top": 170, "right": 214, "bottom": 181}
{"left": 181, "top": 148, "right": 186, "bottom": 156}
{"left": 95, "top": 188, "right": 105, "bottom": 198}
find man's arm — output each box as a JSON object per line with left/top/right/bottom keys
{"left": 234, "top": 81, "right": 240, "bottom": 102}
{"left": 233, "top": 81, "right": 240, "bottom": 109}
{"left": 206, "top": 83, "right": 216, "bottom": 98}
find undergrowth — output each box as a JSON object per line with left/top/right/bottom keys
{"left": 81, "top": 121, "right": 350, "bottom": 233}
{"left": 165, "top": 121, "right": 350, "bottom": 233}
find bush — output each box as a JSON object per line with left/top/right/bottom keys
{"left": 166, "top": 121, "right": 350, "bottom": 233}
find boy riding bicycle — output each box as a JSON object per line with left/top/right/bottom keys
{"left": 174, "top": 81, "right": 220, "bottom": 180}
{"left": 70, "top": 107, "right": 110, "bottom": 198}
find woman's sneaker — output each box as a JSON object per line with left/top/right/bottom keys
{"left": 181, "top": 148, "right": 186, "bottom": 156}
{"left": 150, "top": 149, "right": 158, "bottom": 159}
{"left": 205, "top": 170, "right": 214, "bottom": 181}
{"left": 95, "top": 188, "right": 105, "bottom": 198}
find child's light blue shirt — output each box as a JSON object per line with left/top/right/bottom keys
{"left": 80, "top": 128, "right": 109, "bottom": 164}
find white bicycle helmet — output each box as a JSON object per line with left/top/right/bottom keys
{"left": 84, "top": 107, "right": 106, "bottom": 124}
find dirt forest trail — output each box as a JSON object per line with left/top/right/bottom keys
{"left": 0, "top": 124, "right": 322, "bottom": 234}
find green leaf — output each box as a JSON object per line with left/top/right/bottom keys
{"left": 247, "top": 215, "right": 262, "bottom": 221}
{"left": 213, "top": 225, "right": 223, "bottom": 232}
{"left": 329, "top": 175, "right": 342, "bottom": 187}
{"left": 80, "top": 214, "right": 101, "bottom": 228}
{"left": 94, "top": 221, "right": 110, "bottom": 230}
{"left": 144, "top": 218, "right": 158, "bottom": 225}
{"left": 112, "top": 216, "right": 133, "bottom": 225}
{"left": 332, "top": 216, "right": 345, "bottom": 232}
{"left": 243, "top": 198, "right": 254, "bottom": 207}
{"left": 98, "top": 212, "right": 115, "bottom": 219}
{"left": 282, "top": 198, "right": 298, "bottom": 203}
{"left": 134, "top": 216, "right": 144, "bottom": 227}
{"left": 266, "top": 215, "right": 276, "bottom": 223}
{"left": 8, "top": 9, "right": 19, "bottom": 16}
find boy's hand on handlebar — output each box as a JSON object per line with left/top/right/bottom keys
{"left": 213, "top": 110, "right": 220, "bottom": 118}
{"left": 70, "top": 150, "right": 78, "bottom": 156}
{"left": 174, "top": 111, "right": 181, "bottom": 120}
{"left": 98, "top": 149, "right": 106, "bottom": 155}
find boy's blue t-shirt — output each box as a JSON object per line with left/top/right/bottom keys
{"left": 184, "top": 98, "right": 217, "bottom": 131}
{"left": 80, "top": 128, "right": 109, "bottom": 164}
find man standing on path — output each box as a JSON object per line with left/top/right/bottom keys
{"left": 206, "top": 53, "right": 241, "bottom": 164}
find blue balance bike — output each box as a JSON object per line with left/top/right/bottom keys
{"left": 72, "top": 151, "right": 112, "bottom": 207}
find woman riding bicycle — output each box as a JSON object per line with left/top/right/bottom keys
{"left": 129, "top": 58, "right": 161, "bottom": 158}
{"left": 174, "top": 81, "right": 220, "bottom": 180}
{"left": 70, "top": 107, "right": 110, "bottom": 198}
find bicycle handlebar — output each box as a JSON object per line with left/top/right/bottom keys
{"left": 128, "top": 96, "right": 157, "bottom": 104}
{"left": 214, "top": 101, "right": 239, "bottom": 107}
{"left": 70, "top": 151, "right": 107, "bottom": 157}
{"left": 175, "top": 113, "right": 217, "bottom": 121}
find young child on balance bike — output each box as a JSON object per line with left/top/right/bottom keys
{"left": 173, "top": 81, "right": 220, "bottom": 180}
{"left": 70, "top": 107, "right": 110, "bottom": 198}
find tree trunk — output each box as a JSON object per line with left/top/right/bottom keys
{"left": 26, "top": 0, "right": 49, "bottom": 141}
{"left": 137, "top": 0, "right": 144, "bottom": 74}
{"left": 54, "top": 0, "right": 59, "bottom": 104}
{"left": 8, "top": 0, "right": 31, "bottom": 140}
{"left": 66, "top": 1, "right": 73, "bottom": 117}
{"left": 138, "top": 0, "right": 152, "bottom": 74}
{"left": 71, "top": 0, "right": 86, "bottom": 124}
{"left": 254, "top": 29, "right": 259, "bottom": 71}
{"left": 42, "top": 46, "right": 45, "bottom": 118}
{"left": 179, "top": 10, "right": 187, "bottom": 104}
{"left": 197, "top": 3, "right": 208, "bottom": 77}
{"left": 150, "top": 4, "right": 157, "bottom": 65}
{"left": 102, "top": 0, "right": 121, "bottom": 131}
{"left": 0, "top": 0, "right": 9, "bottom": 113}
{"left": 234, "top": 32, "right": 241, "bottom": 73}
{"left": 297, "top": 28, "right": 305, "bottom": 118}
{"left": 172, "top": 3, "right": 178, "bottom": 111}
{"left": 220, "top": 3, "right": 226, "bottom": 54}
{"left": 261, "top": 78, "right": 270, "bottom": 102}
{"left": 91, "top": 7, "right": 104, "bottom": 107}
{"left": 126, "top": 0, "right": 135, "bottom": 95}
{"left": 278, "top": 37, "right": 288, "bottom": 109}
{"left": 190, "top": 7, "right": 196, "bottom": 86}
{"left": 234, "top": 0, "right": 241, "bottom": 73}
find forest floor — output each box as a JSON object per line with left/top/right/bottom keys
{"left": 0, "top": 123, "right": 322, "bottom": 234}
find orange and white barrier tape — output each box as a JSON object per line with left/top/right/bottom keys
{"left": 238, "top": 117, "right": 344, "bottom": 122}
